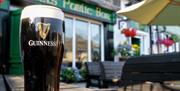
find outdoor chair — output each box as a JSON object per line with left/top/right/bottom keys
{"left": 85, "top": 61, "right": 125, "bottom": 88}
{"left": 85, "top": 62, "right": 102, "bottom": 88}
{"left": 100, "top": 61, "right": 125, "bottom": 88}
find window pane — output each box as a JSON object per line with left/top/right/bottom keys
{"left": 76, "top": 20, "right": 88, "bottom": 63}
{"left": 91, "top": 24, "right": 101, "bottom": 61}
{"left": 64, "top": 18, "right": 73, "bottom": 63}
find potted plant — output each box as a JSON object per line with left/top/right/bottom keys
{"left": 116, "top": 41, "right": 134, "bottom": 61}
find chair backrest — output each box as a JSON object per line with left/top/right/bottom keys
{"left": 85, "top": 62, "right": 101, "bottom": 76}
{"left": 122, "top": 52, "right": 180, "bottom": 82}
{"left": 101, "top": 61, "right": 125, "bottom": 80}
{"left": 123, "top": 52, "right": 180, "bottom": 73}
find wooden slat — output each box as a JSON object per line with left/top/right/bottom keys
{"left": 122, "top": 52, "right": 180, "bottom": 82}
{"left": 85, "top": 62, "right": 101, "bottom": 76}
{"left": 102, "top": 62, "right": 124, "bottom": 80}
{"left": 122, "top": 73, "right": 180, "bottom": 82}
{"left": 123, "top": 62, "right": 180, "bottom": 72}
{"left": 126, "top": 52, "right": 180, "bottom": 64}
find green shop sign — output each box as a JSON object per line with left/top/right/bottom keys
{"left": 0, "top": 0, "right": 9, "bottom": 10}
{"left": 35, "top": 0, "right": 116, "bottom": 23}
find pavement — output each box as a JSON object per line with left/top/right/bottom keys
{"left": 2, "top": 75, "right": 180, "bottom": 91}
{"left": 0, "top": 75, "right": 6, "bottom": 91}
{"left": 4, "top": 75, "right": 93, "bottom": 91}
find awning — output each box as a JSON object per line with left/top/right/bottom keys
{"left": 117, "top": 0, "right": 180, "bottom": 25}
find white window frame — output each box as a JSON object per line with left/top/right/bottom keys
{"left": 64, "top": 14, "right": 104, "bottom": 68}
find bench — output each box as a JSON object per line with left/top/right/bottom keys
{"left": 120, "top": 52, "right": 180, "bottom": 88}
{"left": 86, "top": 52, "right": 180, "bottom": 90}
{"left": 85, "top": 62, "right": 102, "bottom": 88}
{"left": 85, "top": 61, "right": 125, "bottom": 88}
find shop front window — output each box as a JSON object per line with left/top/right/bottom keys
{"left": 63, "top": 15, "right": 103, "bottom": 68}
{"left": 91, "top": 23, "right": 101, "bottom": 61}
{"left": 64, "top": 18, "right": 73, "bottom": 63}
{"left": 75, "top": 20, "right": 88, "bottom": 63}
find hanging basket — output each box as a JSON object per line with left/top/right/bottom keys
{"left": 121, "top": 28, "right": 137, "bottom": 37}
{"left": 161, "top": 38, "right": 174, "bottom": 47}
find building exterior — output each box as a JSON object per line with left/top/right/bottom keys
{"left": 0, "top": 0, "right": 117, "bottom": 75}
{"left": 150, "top": 26, "right": 180, "bottom": 54}
{"left": 113, "top": 0, "right": 150, "bottom": 61}
{"left": 114, "top": 0, "right": 180, "bottom": 60}
{"left": 113, "top": 16, "right": 150, "bottom": 56}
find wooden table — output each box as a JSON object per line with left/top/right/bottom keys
{"left": 4, "top": 75, "right": 95, "bottom": 91}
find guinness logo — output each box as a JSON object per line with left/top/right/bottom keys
{"left": 37, "top": 22, "right": 50, "bottom": 39}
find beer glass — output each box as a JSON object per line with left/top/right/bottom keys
{"left": 20, "top": 5, "right": 64, "bottom": 91}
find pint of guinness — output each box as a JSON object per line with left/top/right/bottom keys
{"left": 20, "top": 5, "right": 64, "bottom": 91}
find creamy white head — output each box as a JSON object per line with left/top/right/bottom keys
{"left": 21, "top": 5, "right": 64, "bottom": 20}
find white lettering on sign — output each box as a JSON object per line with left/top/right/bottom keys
{"left": 63, "top": 0, "right": 111, "bottom": 21}
{"left": 64, "top": 0, "right": 93, "bottom": 15}
{"left": 38, "top": 0, "right": 57, "bottom": 6}
{"left": 96, "top": 7, "right": 111, "bottom": 20}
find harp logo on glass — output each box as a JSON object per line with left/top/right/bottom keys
{"left": 38, "top": 22, "right": 50, "bottom": 39}
{"left": 28, "top": 22, "right": 57, "bottom": 46}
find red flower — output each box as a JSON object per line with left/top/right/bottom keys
{"left": 162, "top": 38, "right": 174, "bottom": 47}
{"left": 121, "top": 28, "right": 137, "bottom": 37}
{"left": 0, "top": 0, "right": 3, "bottom": 4}
{"left": 130, "top": 28, "right": 136, "bottom": 37}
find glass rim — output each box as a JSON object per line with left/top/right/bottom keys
{"left": 21, "top": 5, "right": 64, "bottom": 20}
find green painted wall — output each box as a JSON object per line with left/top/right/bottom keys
{"left": 9, "top": 9, "right": 23, "bottom": 75}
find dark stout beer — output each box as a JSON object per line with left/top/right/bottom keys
{"left": 20, "top": 5, "right": 64, "bottom": 91}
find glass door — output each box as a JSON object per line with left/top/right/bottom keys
{"left": 75, "top": 20, "right": 88, "bottom": 63}
{"left": 90, "top": 23, "right": 101, "bottom": 61}
{"left": 63, "top": 14, "right": 104, "bottom": 68}
{"left": 64, "top": 18, "right": 73, "bottom": 63}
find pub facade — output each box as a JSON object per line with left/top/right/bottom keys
{"left": 0, "top": 0, "right": 117, "bottom": 74}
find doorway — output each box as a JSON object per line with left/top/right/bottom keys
{"left": 131, "top": 37, "right": 140, "bottom": 56}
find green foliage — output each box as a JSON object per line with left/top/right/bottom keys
{"left": 111, "top": 49, "right": 116, "bottom": 57}
{"left": 139, "top": 24, "right": 148, "bottom": 32}
{"left": 61, "top": 67, "right": 87, "bottom": 83}
{"left": 116, "top": 41, "right": 134, "bottom": 57}
{"left": 171, "top": 34, "right": 180, "bottom": 42}
{"left": 79, "top": 68, "right": 87, "bottom": 80}
{"left": 61, "top": 67, "right": 77, "bottom": 83}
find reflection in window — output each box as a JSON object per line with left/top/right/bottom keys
{"left": 76, "top": 20, "right": 88, "bottom": 63}
{"left": 64, "top": 18, "right": 73, "bottom": 62}
{"left": 91, "top": 24, "right": 101, "bottom": 61}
